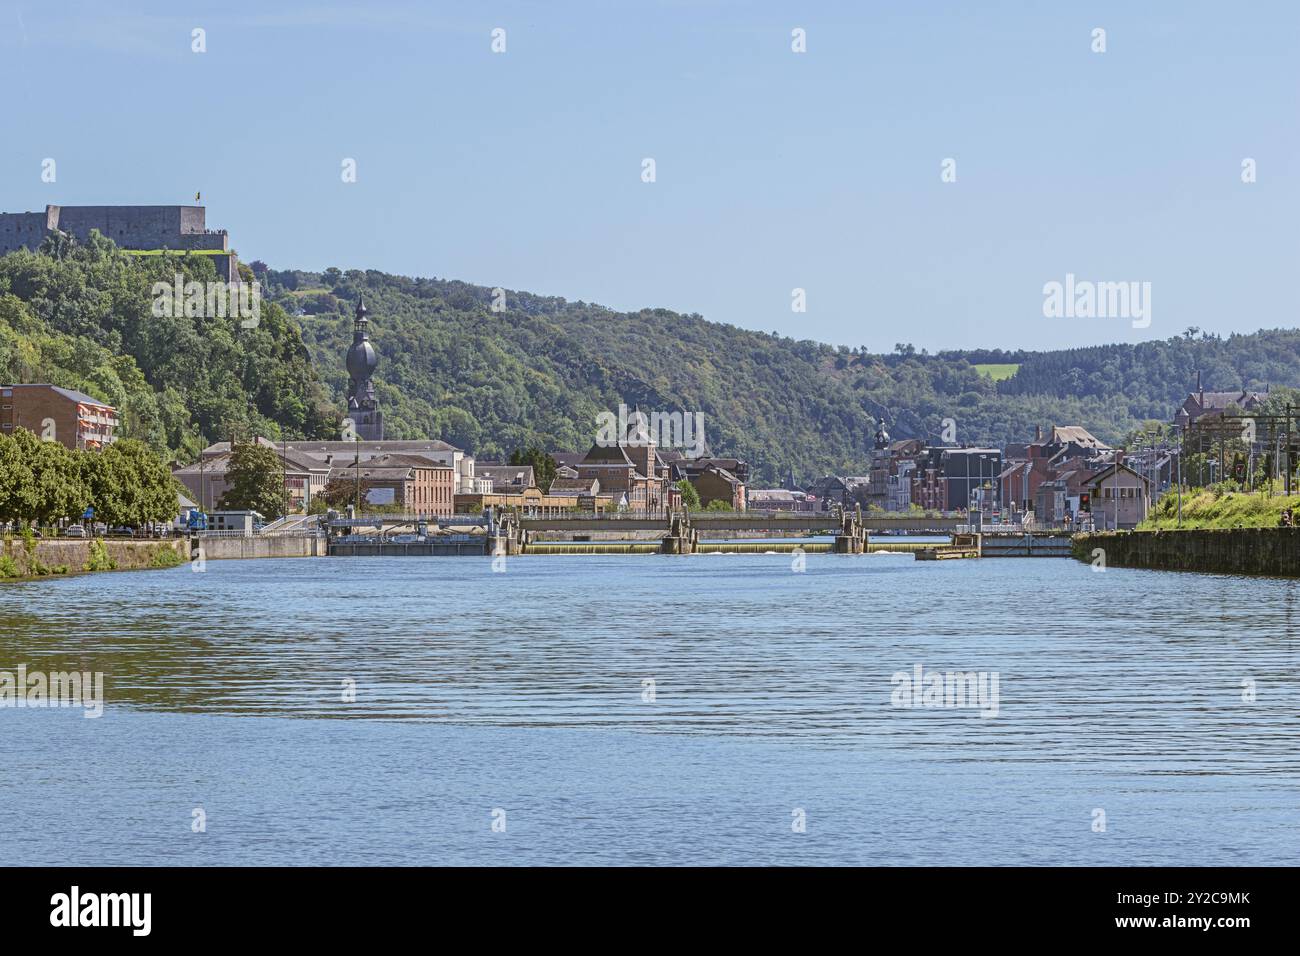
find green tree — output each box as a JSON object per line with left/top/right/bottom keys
{"left": 10, "top": 429, "right": 86, "bottom": 525}
{"left": 218, "top": 441, "right": 287, "bottom": 518}
{"left": 0, "top": 432, "right": 36, "bottom": 526}
{"left": 509, "top": 446, "right": 558, "bottom": 490}
{"left": 676, "top": 478, "right": 701, "bottom": 510}
{"left": 93, "top": 439, "right": 180, "bottom": 527}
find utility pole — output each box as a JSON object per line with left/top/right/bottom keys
{"left": 354, "top": 434, "right": 361, "bottom": 521}
{"left": 1287, "top": 403, "right": 1293, "bottom": 497}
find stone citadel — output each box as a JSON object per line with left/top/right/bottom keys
{"left": 0, "top": 204, "right": 240, "bottom": 281}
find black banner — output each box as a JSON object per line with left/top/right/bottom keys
{"left": 0, "top": 866, "right": 1282, "bottom": 942}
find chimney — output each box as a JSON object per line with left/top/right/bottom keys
{"left": 1035, "top": 425, "right": 1042, "bottom": 442}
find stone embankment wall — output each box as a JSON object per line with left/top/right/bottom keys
{"left": 1, "top": 535, "right": 324, "bottom": 580}
{"left": 1, "top": 537, "right": 186, "bottom": 578}
{"left": 1072, "top": 528, "right": 1300, "bottom": 576}
{"left": 193, "top": 535, "right": 324, "bottom": 560}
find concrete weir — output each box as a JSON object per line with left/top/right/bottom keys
{"left": 318, "top": 508, "right": 988, "bottom": 557}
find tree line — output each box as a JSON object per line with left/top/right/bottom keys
{"left": 0, "top": 429, "right": 179, "bottom": 530}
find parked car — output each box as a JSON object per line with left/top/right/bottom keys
{"left": 62, "top": 525, "right": 87, "bottom": 538}
{"left": 107, "top": 526, "right": 135, "bottom": 537}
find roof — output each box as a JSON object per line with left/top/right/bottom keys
{"left": 4, "top": 383, "right": 116, "bottom": 409}
{"left": 580, "top": 443, "right": 637, "bottom": 467}
{"left": 327, "top": 465, "right": 415, "bottom": 481}
{"left": 1085, "top": 462, "right": 1150, "bottom": 487}
{"left": 749, "top": 488, "right": 806, "bottom": 502}
{"left": 549, "top": 477, "right": 600, "bottom": 495}
{"left": 672, "top": 456, "right": 748, "bottom": 477}
{"left": 1189, "top": 390, "right": 1265, "bottom": 411}
{"left": 1048, "top": 426, "right": 1109, "bottom": 449}
{"left": 476, "top": 464, "right": 536, "bottom": 488}
{"left": 173, "top": 454, "right": 231, "bottom": 476}
{"left": 223, "top": 439, "right": 464, "bottom": 463}
{"left": 697, "top": 465, "right": 740, "bottom": 486}
{"left": 178, "top": 444, "right": 325, "bottom": 476}
{"left": 364, "top": 453, "right": 453, "bottom": 470}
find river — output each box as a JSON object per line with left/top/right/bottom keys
{"left": 1, "top": 552, "right": 1297, "bottom": 865}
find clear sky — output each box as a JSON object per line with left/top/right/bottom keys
{"left": 2, "top": 0, "right": 1296, "bottom": 352}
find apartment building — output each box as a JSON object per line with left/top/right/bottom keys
{"left": 0, "top": 384, "right": 117, "bottom": 450}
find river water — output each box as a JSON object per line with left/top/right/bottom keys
{"left": 1, "top": 553, "right": 1297, "bottom": 865}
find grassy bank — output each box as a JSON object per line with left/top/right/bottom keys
{"left": 1140, "top": 485, "right": 1300, "bottom": 530}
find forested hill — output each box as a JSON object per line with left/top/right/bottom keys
{"left": 273, "top": 265, "right": 1300, "bottom": 483}
{"left": 3, "top": 236, "right": 1297, "bottom": 485}
{"left": 0, "top": 238, "right": 335, "bottom": 462}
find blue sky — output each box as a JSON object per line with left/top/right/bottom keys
{"left": 2, "top": 0, "right": 1296, "bottom": 352}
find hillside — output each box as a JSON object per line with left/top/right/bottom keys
{"left": 0, "top": 236, "right": 335, "bottom": 461}
{"left": 4, "top": 235, "right": 1298, "bottom": 485}
{"left": 273, "top": 266, "right": 1300, "bottom": 483}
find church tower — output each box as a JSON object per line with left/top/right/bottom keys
{"left": 345, "top": 297, "right": 384, "bottom": 440}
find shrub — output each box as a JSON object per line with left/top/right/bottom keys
{"left": 84, "top": 538, "right": 118, "bottom": 572}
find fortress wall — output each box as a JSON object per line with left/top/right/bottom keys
{"left": 179, "top": 206, "right": 207, "bottom": 234}
{"left": 0, "top": 205, "right": 229, "bottom": 255}
{"left": 56, "top": 206, "right": 185, "bottom": 249}
{"left": 0, "top": 212, "right": 53, "bottom": 255}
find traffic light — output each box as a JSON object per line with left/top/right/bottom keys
{"left": 1079, "top": 493, "right": 1091, "bottom": 513}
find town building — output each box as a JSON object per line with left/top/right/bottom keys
{"left": 326, "top": 453, "right": 455, "bottom": 516}
{"left": 573, "top": 413, "right": 672, "bottom": 512}
{"left": 275, "top": 439, "right": 478, "bottom": 494}
{"left": 1032, "top": 466, "right": 1098, "bottom": 529}
{"left": 1086, "top": 462, "right": 1151, "bottom": 530}
{"left": 660, "top": 452, "right": 751, "bottom": 485}
{"left": 910, "top": 449, "right": 947, "bottom": 512}
{"left": 174, "top": 438, "right": 331, "bottom": 512}
{"left": 690, "top": 464, "right": 746, "bottom": 510}
{"left": 935, "top": 447, "right": 1004, "bottom": 513}
{"left": 0, "top": 384, "right": 117, "bottom": 450}
{"left": 474, "top": 464, "right": 536, "bottom": 495}
{"left": 1173, "top": 381, "right": 1266, "bottom": 430}
{"left": 665, "top": 455, "right": 750, "bottom": 510}
{"left": 748, "top": 488, "right": 818, "bottom": 512}
{"left": 809, "top": 475, "right": 871, "bottom": 512}
{"left": 998, "top": 425, "right": 1111, "bottom": 522}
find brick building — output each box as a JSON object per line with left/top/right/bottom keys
{"left": 0, "top": 384, "right": 117, "bottom": 450}
{"left": 327, "top": 453, "right": 455, "bottom": 516}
